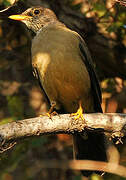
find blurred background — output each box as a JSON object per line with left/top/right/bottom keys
{"left": 0, "top": 0, "right": 126, "bottom": 179}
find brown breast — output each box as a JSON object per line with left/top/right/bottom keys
{"left": 32, "top": 23, "right": 93, "bottom": 113}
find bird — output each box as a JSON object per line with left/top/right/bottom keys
{"left": 9, "top": 6, "right": 107, "bottom": 177}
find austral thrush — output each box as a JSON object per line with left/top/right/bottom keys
{"left": 9, "top": 7, "right": 107, "bottom": 176}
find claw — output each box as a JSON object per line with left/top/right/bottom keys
{"left": 39, "top": 112, "right": 51, "bottom": 119}
{"left": 39, "top": 101, "right": 57, "bottom": 119}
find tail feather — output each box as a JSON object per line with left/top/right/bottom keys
{"left": 73, "top": 131, "right": 107, "bottom": 177}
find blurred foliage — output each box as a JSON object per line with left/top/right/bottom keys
{"left": 70, "top": 0, "right": 126, "bottom": 44}
{"left": 7, "top": 95, "right": 24, "bottom": 119}
{"left": 0, "top": 0, "right": 126, "bottom": 180}
{"left": 1, "top": 0, "right": 11, "bottom": 7}
{"left": 91, "top": 174, "right": 103, "bottom": 180}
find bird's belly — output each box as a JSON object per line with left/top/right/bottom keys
{"left": 32, "top": 33, "right": 92, "bottom": 113}
{"left": 37, "top": 58, "right": 92, "bottom": 113}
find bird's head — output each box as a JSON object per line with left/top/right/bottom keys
{"left": 8, "top": 7, "right": 58, "bottom": 33}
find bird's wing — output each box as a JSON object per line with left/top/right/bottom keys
{"left": 79, "top": 37, "right": 102, "bottom": 112}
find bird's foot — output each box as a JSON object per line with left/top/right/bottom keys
{"left": 70, "top": 101, "right": 86, "bottom": 132}
{"left": 70, "top": 101, "right": 85, "bottom": 122}
{"left": 40, "top": 101, "right": 58, "bottom": 119}
{"left": 40, "top": 111, "right": 58, "bottom": 119}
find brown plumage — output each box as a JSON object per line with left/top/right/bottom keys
{"left": 9, "top": 7, "right": 107, "bottom": 176}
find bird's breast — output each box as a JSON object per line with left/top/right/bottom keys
{"left": 31, "top": 25, "right": 92, "bottom": 112}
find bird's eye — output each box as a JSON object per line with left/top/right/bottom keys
{"left": 34, "top": 9, "right": 40, "bottom": 15}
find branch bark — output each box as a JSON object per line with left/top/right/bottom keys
{"left": 0, "top": 113, "right": 126, "bottom": 176}
{"left": 0, "top": 113, "right": 126, "bottom": 147}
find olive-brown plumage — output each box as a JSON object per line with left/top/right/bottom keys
{"left": 9, "top": 7, "right": 107, "bottom": 176}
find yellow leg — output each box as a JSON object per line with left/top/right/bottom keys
{"left": 71, "top": 100, "right": 85, "bottom": 121}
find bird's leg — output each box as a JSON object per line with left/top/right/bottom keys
{"left": 47, "top": 101, "right": 58, "bottom": 118}
{"left": 70, "top": 100, "right": 85, "bottom": 122}
{"left": 40, "top": 101, "right": 57, "bottom": 119}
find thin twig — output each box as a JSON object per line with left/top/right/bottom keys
{"left": 115, "top": 0, "right": 126, "bottom": 6}
{"left": 0, "top": 0, "right": 17, "bottom": 13}
{"left": 27, "top": 159, "right": 126, "bottom": 177}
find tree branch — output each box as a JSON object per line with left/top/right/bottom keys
{"left": 0, "top": 113, "right": 126, "bottom": 147}
{"left": 26, "top": 159, "right": 126, "bottom": 178}
{"left": 0, "top": 113, "right": 126, "bottom": 176}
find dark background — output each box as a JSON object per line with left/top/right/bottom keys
{"left": 0, "top": 0, "right": 126, "bottom": 179}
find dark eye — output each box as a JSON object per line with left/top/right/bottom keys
{"left": 34, "top": 9, "right": 40, "bottom": 15}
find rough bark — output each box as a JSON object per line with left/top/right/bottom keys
{"left": 0, "top": 113, "right": 126, "bottom": 150}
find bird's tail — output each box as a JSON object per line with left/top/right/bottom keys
{"left": 73, "top": 131, "right": 107, "bottom": 177}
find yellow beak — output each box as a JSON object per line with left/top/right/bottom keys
{"left": 8, "top": 14, "right": 31, "bottom": 21}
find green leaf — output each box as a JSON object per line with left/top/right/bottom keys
{"left": 93, "top": 2, "right": 106, "bottom": 17}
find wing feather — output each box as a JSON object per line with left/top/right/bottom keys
{"left": 79, "top": 38, "right": 102, "bottom": 112}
